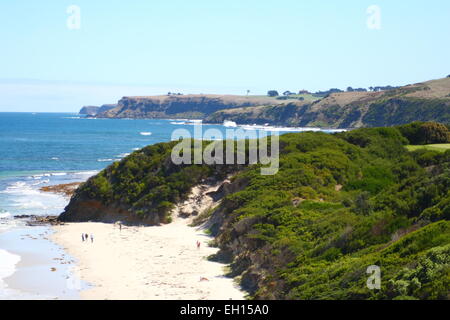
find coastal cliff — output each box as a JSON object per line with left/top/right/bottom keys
{"left": 79, "top": 106, "right": 100, "bottom": 116}
{"left": 59, "top": 123, "right": 450, "bottom": 299}
{"left": 81, "top": 77, "right": 450, "bottom": 128}
{"left": 79, "top": 104, "right": 116, "bottom": 117}
{"left": 96, "top": 94, "right": 281, "bottom": 119}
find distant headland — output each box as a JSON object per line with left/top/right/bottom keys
{"left": 79, "top": 77, "right": 450, "bottom": 128}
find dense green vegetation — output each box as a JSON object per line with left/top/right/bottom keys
{"left": 61, "top": 122, "right": 450, "bottom": 299}
{"left": 74, "top": 141, "right": 232, "bottom": 222}
{"left": 362, "top": 98, "right": 450, "bottom": 127}
{"left": 211, "top": 125, "right": 450, "bottom": 300}
{"left": 397, "top": 121, "right": 450, "bottom": 145}
{"left": 62, "top": 139, "right": 247, "bottom": 223}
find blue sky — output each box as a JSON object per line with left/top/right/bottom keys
{"left": 1, "top": 0, "right": 450, "bottom": 111}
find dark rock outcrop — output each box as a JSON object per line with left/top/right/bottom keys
{"left": 13, "top": 215, "right": 62, "bottom": 226}
{"left": 58, "top": 197, "right": 160, "bottom": 224}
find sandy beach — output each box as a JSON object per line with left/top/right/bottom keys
{"left": 52, "top": 215, "right": 245, "bottom": 300}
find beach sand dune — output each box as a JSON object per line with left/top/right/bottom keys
{"left": 52, "top": 215, "right": 244, "bottom": 300}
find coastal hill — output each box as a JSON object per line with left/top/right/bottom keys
{"left": 79, "top": 106, "right": 100, "bottom": 116}
{"left": 81, "top": 77, "right": 450, "bottom": 128}
{"left": 205, "top": 77, "right": 450, "bottom": 128}
{"left": 95, "top": 94, "right": 282, "bottom": 119}
{"left": 79, "top": 104, "right": 116, "bottom": 117}
{"left": 59, "top": 122, "right": 450, "bottom": 299}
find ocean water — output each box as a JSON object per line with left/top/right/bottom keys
{"left": 0, "top": 112, "right": 344, "bottom": 298}
{"left": 0, "top": 113, "right": 221, "bottom": 297}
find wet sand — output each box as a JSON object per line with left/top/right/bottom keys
{"left": 0, "top": 226, "right": 84, "bottom": 299}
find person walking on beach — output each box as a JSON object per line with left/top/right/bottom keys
{"left": 196, "top": 240, "right": 201, "bottom": 249}
{"left": 84, "top": 233, "right": 89, "bottom": 242}
{"left": 90, "top": 234, "right": 94, "bottom": 243}
{"left": 81, "top": 233, "right": 84, "bottom": 242}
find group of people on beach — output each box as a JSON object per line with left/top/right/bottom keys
{"left": 81, "top": 233, "right": 94, "bottom": 243}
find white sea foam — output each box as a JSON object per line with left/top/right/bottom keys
{"left": 0, "top": 182, "right": 34, "bottom": 195}
{"left": 51, "top": 157, "right": 59, "bottom": 161}
{"left": 32, "top": 173, "right": 52, "bottom": 178}
{"left": 0, "top": 178, "right": 67, "bottom": 216}
{"left": 1, "top": 170, "right": 102, "bottom": 224}
{"left": 30, "top": 171, "right": 95, "bottom": 179}
{"left": 140, "top": 132, "right": 152, "bottom": 136}
{"left": 170, "top": 119, "right": 206, "bottom": 126}
{"left": 117, "top": 153, "right": 131, "bottom": 158}
{"left": 235, "top": 124, "right": 348, "bottom": 133}
{"left": 31, "top": 179, "right": 50, "bottom": 186}
{"left": 239, "top": 124, "right": 319, "bottom": 132}
{"left": 223, "top": 120, "right": 237, "bottom": 128}
{"left": 0, "top": 211, "right": 11, "bottom": 219}
{"left": 0, "top": 249, "right": 21, "bottom": 290}
{"left": 323, "top": 129, "right": 348, "bottom": 133}
{"left": 17, "top": 200, "right": 47, "bottom": 210}
{"left": 73, "top": 171, "right": 99, "bottom": 177}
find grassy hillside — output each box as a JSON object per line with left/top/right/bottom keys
{"left": 59, "top": 123, "right": 450, "bottom": 300}
{"left": 205, "top": 78, "right": 450, "bottom": 128}
{"left": 406, "top": 144, "right": 450, "bottom": 152}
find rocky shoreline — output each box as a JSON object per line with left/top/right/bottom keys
{"left": 13, "top": 215, "right": 63, "bottom": 226}
{"left": 39, "top": 182, "right": 81, "bottom": 197}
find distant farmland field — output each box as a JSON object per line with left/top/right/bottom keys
{"left": 406, "top": 144, "right": 450, "bottom": 152}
